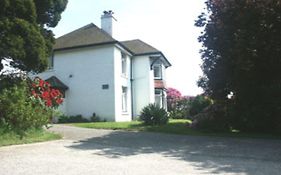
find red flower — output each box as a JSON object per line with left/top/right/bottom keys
{"left": 31, "top": 90, "right": 38, "bottom": 98}
{"left": 46, "top": 100, "right": 52, "bottom": 107}
{"left": 56, "top": 98, "right": 63, "bottom": 104}
{"left": 39, "top": 80, "right": 44, "bottom": 87}
{"left": 30, "top": 77, "right": 64, "bottom": 108}
{"left": 41, "top": 91, "right": 50, "bottom": 99}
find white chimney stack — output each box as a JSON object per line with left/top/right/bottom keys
{"left": 101, "top": 10, "right": 116, "bottom": 37}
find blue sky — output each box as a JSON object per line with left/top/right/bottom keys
{"left": 52, "top": 0, "right": 206, "bottom": 96}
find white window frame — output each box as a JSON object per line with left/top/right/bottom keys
{"left": 121, "top": 53, "right": 127, "bottom": 76}
{"left": 155, "top": 89, "right": 163, "bottom": 108}
{"left": 122, "top": 86, "right": 128, "bottom": 112}
{"left": 153, "top": 64, "right": 162, "bottom": 79}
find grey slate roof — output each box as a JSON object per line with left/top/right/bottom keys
{"left": 120, "top": 39, "right": 161, "bottom": 55}
{"left": 53, "top": 23, "right": 171, "bottom": 67}
{"left": 54, "top": 23, "right": 117, "bottom": 51}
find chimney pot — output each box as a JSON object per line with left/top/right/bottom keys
{"left": 101, "top": 10, "right": 116, "bottom": 37}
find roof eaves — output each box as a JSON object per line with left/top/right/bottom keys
{"left": 116, "top": 42, "right": 134, "bottom": 56}
{"left": 53, "top": 41, "right": 118, "bottom": 52}
{"left": 134, "top": 52, "right": 172, "bottom": 67}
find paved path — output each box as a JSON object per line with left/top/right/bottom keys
{"left": 1, "top": 124, "right": 281, "bottom": 175}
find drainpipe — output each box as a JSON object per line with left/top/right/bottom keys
{"left": 130, "top": 56, "right": 134, "bottom": 120}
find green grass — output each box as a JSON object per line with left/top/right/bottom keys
{"left": 0, "top": 128, "right": 62, "bottom": 147}
{"left": 73, "top": 119, "right": 201, "bottom": 135}
{"left": 73, "top": 119, "right": 281, "bottom": 139}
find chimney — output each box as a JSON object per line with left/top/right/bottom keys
{"left": 101, "top": 10, "right": 116, "bottom": 37}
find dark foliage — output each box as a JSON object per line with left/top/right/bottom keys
{"left": 0, "top": 0, "right": 68, "bottom": 72}
{"left": 58, "top": 115, "right": 89, "bottom": 123}
{"left": 190, "top": 103, "right": 230, "bottom": 132}
{"left": 189, "top": 95, "right": 212, "bottom": 116}
{"left": 196, "top": 0, "right": 281, "bottom": 133}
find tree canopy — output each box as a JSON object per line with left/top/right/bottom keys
{"left": 196, "top": 0, "right": 281, "bottom": 133}
{"left": 0, "top": 0, "right": 68, "bottom": 73}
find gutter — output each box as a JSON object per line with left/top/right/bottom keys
{"left": 130, "top": 56, "right": 134, "bottom": 120}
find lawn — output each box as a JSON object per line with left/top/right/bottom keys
{"left": 72, "top": 119, "right": 281, "bottom": 139}
{"left": 73, "top": 119, "right": 205, "bottom": 136}
{"left": 0, "top": 129, "right": 61, "bottom": 147}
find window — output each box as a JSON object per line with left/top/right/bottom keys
{"left": 48, "top": 55, "right": 54, "bottom": 69}
{"left": 155, "top": 89, "right": 163, "bottom": 108}
{"left": 153, "top": 64, "right": 162, "bottom": 79}
{"left": 122, "top": 87, "right": 128, "bottom": 112}
{"left": 121, "top": 53, "right": 127, "bottom": 76}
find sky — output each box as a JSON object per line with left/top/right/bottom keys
{"left": 52, "top": 0, "right": 206, "bottom": 96}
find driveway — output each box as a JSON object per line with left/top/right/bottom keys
{"left": 0, "top": 125, "right": 281, "bottom": 175}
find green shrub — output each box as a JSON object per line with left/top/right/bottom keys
{"left": 190, "top": 103, "right": 230, "bottom": 132}
{"left": 169, "top": 98, "right": 191, "bottom": 119}
{"left": 0, "top": 82, "right": 51, "bottom": 136}
{"left": 90, "top": 113, "right": 101, "bottom": 122}
{"left": 140, "top": 104, "right": 169, "bottom": 125}
{"left": 189, "top": 95, "right": 212, "bottom": 116}
{"left": 58, "top": 115, "right": 89, "bottom": 123}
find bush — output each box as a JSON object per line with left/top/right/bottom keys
{"left": 90, "top": 113, "right": 101, "bottom": 122}
{"left": 189, "top": 95, "right": 212, "bottom": 116}
{"left": 190, "top": 103, "right": 230, "bottom": 132}
{"left": 0, "top": 82, "right": 52, "bottom": 136}
{"left": 58, "top": 115, "right": 89, "bottom": 123}
{"left": 169, "top": 97, "right": 191, "bottom": 119}
{"left": 140, "top": 104, "right": 169, "bottom": 125}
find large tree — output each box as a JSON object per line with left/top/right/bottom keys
{"left": 196, "top": 0, "right": 281, "bottom": 133}
{"left": 0, "top": 0, "right": 68, "bottom": 73}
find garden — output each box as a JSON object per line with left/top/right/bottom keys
{"left": 0, "top": 75, "right": 63, "bottom": 146}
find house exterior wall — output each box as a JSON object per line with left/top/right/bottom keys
{"left": 132, "top": 55, "right": 155, "bottom": 118}
{"left": 113, "top": 47, "right": 132, "bottom": 121}
{"left": 35, "top": 46, "right": 169, "bottom": 122}
{"left": 42, "top": 45, "right": 117, "bottom": 121}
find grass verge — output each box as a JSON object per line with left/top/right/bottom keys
{"left": 73, "top": 119, "right": 202, "bottom": 135}
{"left": 0, "top": 128, "right": 61, "bottom": 147}
{"left": 73, "top": 119, "right": 281, "bottom": 139}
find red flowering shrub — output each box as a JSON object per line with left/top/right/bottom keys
{"left": 0, "top": 75, "right": 64, "bottom": 135}
{"left": 167, "top": 87, "right": 182, "bottom": 111}
{"left": 167, "top": 88, "right": 192, "bottom": 119}
{"left": 31, "top": 77, "right": 63, "bottom": 108}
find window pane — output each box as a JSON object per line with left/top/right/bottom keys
{"left": 122, "top": 53, "right": 127, "bottom": 75}
{"left": 154, "top": 89, "right": 162, "bottom": 107}
{"left": 122, "top": 87, "right": 127, "bottom": 112}
{"left": 153, "top": 65, "right": 162, "bottom": 79}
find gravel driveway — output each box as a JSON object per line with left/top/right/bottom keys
{"left": 0, "top": 124, "right": 281, "bottom": 175}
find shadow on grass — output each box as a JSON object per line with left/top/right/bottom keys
{"left": 67, "top": 128, "right": 281, "bottom": 175}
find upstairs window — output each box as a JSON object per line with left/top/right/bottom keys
{"left": 153, "top": 64, "right": 162, "bottom": 79}
{"left": 121, "top": 53, "right": 127, "bottom": 76}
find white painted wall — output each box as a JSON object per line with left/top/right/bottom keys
{"left": 132, "top": 55, "right": 155, "bottom": 118}
{"left": 51, "top": 45, "right": 116, "bottom": 121}
{"left": 35, "top": 45, "right": 169, "bottom": 122}
{"left": 113, "top": 48, "right": 132, "bottom": 121}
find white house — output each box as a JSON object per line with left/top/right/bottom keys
{"left": 37, "top": 11, "right": 171, "bottom": 121}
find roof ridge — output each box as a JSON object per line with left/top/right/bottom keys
{"left": 56, "top": 23, "right": 96, "bottom": 40}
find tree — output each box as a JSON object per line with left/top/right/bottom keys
{"left": 196, "top": 0, "right": 281, "bottom": 133}
{"left": 0, "top": 0, "right": 68, "bottom": 73}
